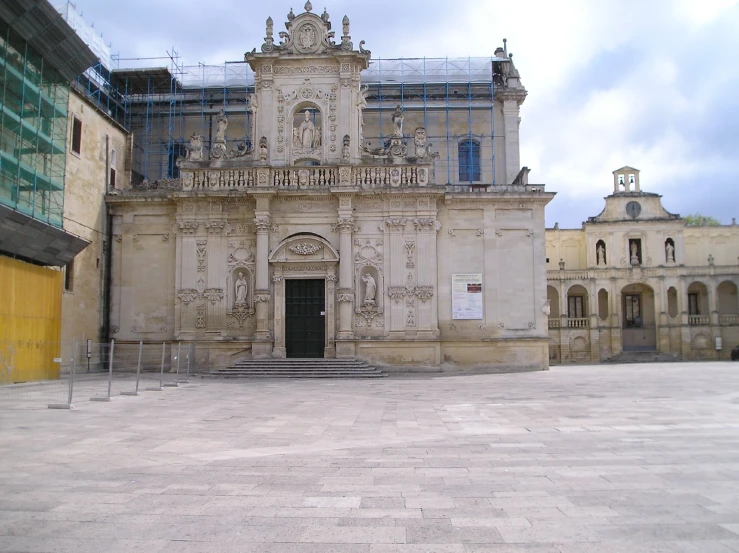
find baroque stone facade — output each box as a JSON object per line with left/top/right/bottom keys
{"left": 106, "top": 3, "right": 554, "bottom": 370}
{"left": 546, "top": 167, "right": 739, "bottom": 362}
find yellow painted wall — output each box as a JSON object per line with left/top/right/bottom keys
{"left": 0, "top": 256, "right": 62, "bottom": 382}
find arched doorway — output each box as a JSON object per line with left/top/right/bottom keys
{"left": 687, "top": 281, "right": 709, "bottom": 325}
{"left": 718, "top": 280, "right": 739, "bottom": 325}
{"left": 621, "top": 283, "right": 656, "bottom": 351}
{"left": 566, "top": 284, "right": 589, "bottom": 328}
{"left": 269, "top": 234, "right": 339, "bottom": 358}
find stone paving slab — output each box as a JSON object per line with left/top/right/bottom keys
{"left": 1, "top": 362, "right": 739, "bottom": 552}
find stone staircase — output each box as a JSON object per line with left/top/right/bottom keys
{"left": 605, "top": 351, "right": 680, "bottom": 364}
{"left": 209, "top": 358, "right": 387, "bottom": 378}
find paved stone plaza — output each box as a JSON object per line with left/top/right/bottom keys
{"left": 1, "top": 363, "right": 739, "bottom": 552}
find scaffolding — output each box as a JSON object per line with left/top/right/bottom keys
{"left": 76, "top": 56, "right": 501, "bottom": 185}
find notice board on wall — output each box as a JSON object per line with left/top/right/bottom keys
{"left": 452, "top": 273, "right": 483, "bottom": 320}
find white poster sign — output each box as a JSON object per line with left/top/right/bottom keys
{"left": 452, "top": 273, "right": 483, "bottom": 320}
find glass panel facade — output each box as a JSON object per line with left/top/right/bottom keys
{"left": 0, "top": 18, "right": 69, "bottom": 228}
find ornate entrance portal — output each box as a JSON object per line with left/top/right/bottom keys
{"left": 285, "top": 279, "right": 325, "bottom": 358}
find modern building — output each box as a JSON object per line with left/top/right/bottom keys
{"left": 0, "top": 0, "right": 97, "bottom": 381}
{"left": 546, "top": 166, "right": 739, "bottom": 363}
{"left": 105, "top": 3, "right": 554, "bottom": 370}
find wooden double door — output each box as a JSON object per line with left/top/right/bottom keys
{"left": 284, "top": 279, "right": 325, "bottom": 358}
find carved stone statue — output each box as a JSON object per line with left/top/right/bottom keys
{"left": 293, "top": 127, "right": 301, "bottom": 149}
{"left": 211, "top": 110, "right": 228, "bottom": 159}
{"left": 666, "top": 242, "right": 675, "bottom": 263}
{"left": 357, "top": 85, "right": 368, "bottom": 143}
{"left": 235, "top": 272, "right": 248, "bottom": 306}
{"left": 362, "top": 273, "right": 376, "bottom": 306}
{"left": 342, "top": 134, "right": 350, "bottom": 161}
{"left": 185, "top": 132, "right": 204, "bottom": 161}
{"left": 597, "top": 243, "right": 605, "bottom": 266}
{"left": 630, "top": 242, "right": 639, "bottom": 265}
{"left": 259, "top": 136, "right": 268, "bottom": 162}
{"left": 391, "top": 105, "right": 404, "bottom": 137}
{"left": 299, "top": 110, "right": 316, "bottom": 149}
{"left": 413, "top": 127, "right": 429, "bottom": 158}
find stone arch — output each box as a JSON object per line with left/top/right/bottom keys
{"left": 268, "top": 234, "right": 339, "bottom": 263}
{"left": 621, "top": 282, "right": 657, "bottom": 351}
{"left": 566, "top": 284, "right": 588, "bottom": 320}
{"left": 598, "top": 288, "right": 609, "bottom": 321}
{"left": 667, "top": 286, "right": 679, "bottom": 319}
{"left": 687, "top": 281, "right": 709, "bottom": 318}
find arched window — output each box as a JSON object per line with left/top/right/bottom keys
{"left": 458, "top": 139, "right": 480, "bottom": 183}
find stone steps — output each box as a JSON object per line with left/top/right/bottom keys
{"left": 209, "top": 358, "right": 387, "bottom": 378}
{"left": 605, "top": 351, "right": 680, "bottom": 364}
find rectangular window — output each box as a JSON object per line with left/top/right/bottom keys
{"left": 688, "top": 293, "right": 700, "bottom": 315}
{"left": 110, "top": 148, "right": 117, "bottom": 166}
{"left": 624, "top": 294, "right": 641, "bottom": 327}
{"left": 109, "top": 167, "right": 116, "bottom": 188}
{"left": 568, "top": 296, "right": 584, "bottom": 319}
{"left": 71, "top": 117, "right": 82, "bottom": 155}
{"left": 64, "top": 260, "right": 74, "bottom": 292}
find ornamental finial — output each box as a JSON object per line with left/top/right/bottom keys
{"left": 304, "top": 1, "right": 312, "bottom": 12}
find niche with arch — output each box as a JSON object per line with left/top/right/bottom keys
{"left": 291, "top": 103, "right": 323, "bottom": 162}
{"left": 598, "top": 288, "right": 609, "bottom": 321}
{"left": 667, "top": 286, "right": 678, "bottom": 318}
{"left": 354, "top": 264, "right": 384, "bottom": 331}
{"left": 227, "top": 267, "right": 255, "bottom": 314}
{"left": 665, "top": 238, "right": 676, "bottom": 263}
{"left": 595, "top": 239, "right": 607, "bottom": 266}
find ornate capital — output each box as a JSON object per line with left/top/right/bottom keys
{"left": 331, "top": 217, "right": 358, "bottom": 233}
{"left": 203, "top": 288, "right": 224, "bottom": 304}
{"left": 178, "top": 221, "right": 201, "bottom": 235}
{"left": 272, "top": 274, "right": 284, "bottom": 283}
{"left": 414, "top": 285, "right": 434, "bottom": 302}
{"left": 387, "top": 286, "right": 406, "bottom": 302}
{"left": 254, "top": 217, "right": 277, "bottom": 233}
{"left": 384, "top": 218, "right": 407, "bottom": 231}
{"left": 176, "top": 289, "right": 198, "bottom": 305}
{"left": 205, "top": 220, "right": 232, "bottom": 235}
{"left": 254, "top": 290, "right": 271, "bottom": 303}
{"left": 412, "top": 218, "right": 437, "bottom": 232}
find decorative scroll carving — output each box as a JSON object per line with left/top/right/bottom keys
{"left": 254, "top": 291, "right": 271, "bottom": 303}
{"left": 405, "top": 238, "right": 415, "bottom": 269}
{"left": 288, "top": 242, "right": 323, "bottom": 255}
{"left": 384, "top": 218, "right": 407, "bottom": 231}
{"left": 337, "top": 288, "right": 354, "bottom": 302}
{"left": 196, "top": 305, "right": 205, "bottom": 329}
{"left": 196, "top": 240, "right": 207, "bottom": 272}
{"left": 179, "top": 221, "right": 200, "bottom": 235}
{"left": 412, "top": 218, "right": 437, "bottom": 232}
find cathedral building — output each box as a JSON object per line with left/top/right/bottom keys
{"left": 106, "top": 3, "right": 554, "bottom": 370}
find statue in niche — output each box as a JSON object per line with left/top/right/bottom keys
{"left": 391, "top": 105, "right": 404, "bottom": 137}
{"left": 665, "top": 242, "right": 675, "bottom": 263}
{"left": 362, "top": 273, "right": 376, "bottom": 307}
{"left": 597, "top": 243, "right": 606, "bottom": 266}
{"left": 185, "top": 132, "right": 204, "bottom": 161}
{"left": 299, "top": 110, "right": 316, "bottom": 149}
{"left": 235, "top": 272, "right": 248, "bottom": 306}
{"left": 630, "top": 242, "right": 640, "bottom": 265}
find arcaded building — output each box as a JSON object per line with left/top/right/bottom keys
{"left": 105, "top": 3, "right": 554, "bottom": 369}
{"left": 546, "top": 167, "right": 739, "bottom": 362}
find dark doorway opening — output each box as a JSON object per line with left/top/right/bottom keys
{"left": 285, "top": 279, "right": 325, "bottom": 358}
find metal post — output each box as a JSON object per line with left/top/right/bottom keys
{"left": 49, "top": 339, "right": 75, "bottom": 409}
{"left": 164, "top": 342, "right": 179, "bottom": 387}
{"left": 91, "top": 339, "right": 114, "bottom": 402}
{"left": 186, "top": 343, "right": 192, "bottom": 381}
{"left": 146, "top": 342, "right": 165, "bottom": 391}
{"left": 121, "top": 340, "right": 143, "bottom": 396}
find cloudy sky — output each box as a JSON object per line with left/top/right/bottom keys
{"left": 54, "top": 0, "right": 739, "bottom": 228}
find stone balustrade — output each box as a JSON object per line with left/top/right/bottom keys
{"left": 689, "top": 315, "right": 710, "bottom": 326}
{"left": 567, "top": 318, "right": 589, "bottom": 328}
{"left": 719, "top": 314, "right": 739, "bottom": 326}
{"left": 548, "top": 319, "right": 560, "bottom": 329}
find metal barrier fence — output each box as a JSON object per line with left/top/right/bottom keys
{"left": 0, "top": 340, "right": 195, "bottom": 410}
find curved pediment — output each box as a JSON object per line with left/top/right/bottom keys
{"left": 269, "top": 234, "right": 339, "bottom": 263}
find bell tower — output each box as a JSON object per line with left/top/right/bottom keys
{"left": 245, "top": 2, "right": 371, "bottom": 166}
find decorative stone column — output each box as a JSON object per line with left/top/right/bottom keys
{"left": 501, "top": 94, "right": 523, "bottom": 184}
{"left": 413, "top": 217, "right": 439, "bottom": 337}
{"left": 334, "top": 216, "right": 356, "bottom": 341}
{"left": 271, "top": 272, "right": 285, "bottom": 357}
{"left": 252, "top": 194, "right": 274, "bottom": 358}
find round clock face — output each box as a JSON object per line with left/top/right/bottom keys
{"left": 626, "top": 201, "right": 641, "bottom": 219}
